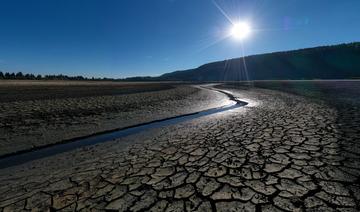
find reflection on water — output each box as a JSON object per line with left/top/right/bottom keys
{"left": 0, "top": 92, "right": 247, "bottom": 169}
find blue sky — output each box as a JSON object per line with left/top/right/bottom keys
{"left": 0, "top": 0, "right": 359, "bottom": 78}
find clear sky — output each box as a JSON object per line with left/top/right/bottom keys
{"left": 0, "top": 0, "right": 359, "bottom": 78}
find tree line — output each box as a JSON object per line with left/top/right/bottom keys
{"left": 158, "top": 42, "right": 360, "bottom": 81}
{"left": 0, "top": 71, "right": 115, "bottom": 81}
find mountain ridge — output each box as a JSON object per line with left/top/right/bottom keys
{"left": 126, "top": 42, "right": 360, "bottom": 81}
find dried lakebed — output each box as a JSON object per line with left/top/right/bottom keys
{"left": 0, "top": 83, "right": 229, "bottom": 156}
{"left": 0, "top": 86, "right": 247, "bottom": 169}
{"left": 0, "top": 82, "right": 359, "bottom": 211}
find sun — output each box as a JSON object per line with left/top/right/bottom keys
{"left": 230, "top": 22, "right": 251, "bottom": 40}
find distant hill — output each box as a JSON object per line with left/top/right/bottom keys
{"left": 2, "top": 43, "right": 359, "bottom": 82}
{"left": 150, "top": 42, "right": 360, "bottom": 81}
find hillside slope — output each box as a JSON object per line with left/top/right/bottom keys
{"left": 157, "top": 43, "right": 360, "bottom": 81}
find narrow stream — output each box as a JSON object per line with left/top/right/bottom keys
{"left": 0, "top": 87, "right": 247, "bottom": 169}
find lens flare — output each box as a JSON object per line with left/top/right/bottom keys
{"left": 230, "top": 22, "right": 251, "bottom": 40}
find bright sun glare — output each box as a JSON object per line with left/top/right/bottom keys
{"left": 230, "top": 22, "right": 251, "bottom": 41}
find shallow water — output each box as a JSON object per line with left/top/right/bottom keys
{"left": 0, "top": 88, "right": 246, "bottom": 169}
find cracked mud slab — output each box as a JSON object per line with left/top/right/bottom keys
{"left": 0, "top": 82, "right": 228, "bottom": 156}
{"left": 0, "top": 82, "right": 359, "bottom": 211}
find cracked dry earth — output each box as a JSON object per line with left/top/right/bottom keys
{"left": 0, "top": 85, "right": 359, "bottom": 211}
{"left": 0, "top": 84, "right": 227, "bottom": 156}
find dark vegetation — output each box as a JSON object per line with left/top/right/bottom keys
{"left": 0, "top": 42, "right": 359, "bottom": 81}
{"left": 155, "top": 42, "right": 360, "bottom": 81}
{"left": 0, "top": 72, "right": 115, "bottom": 81}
